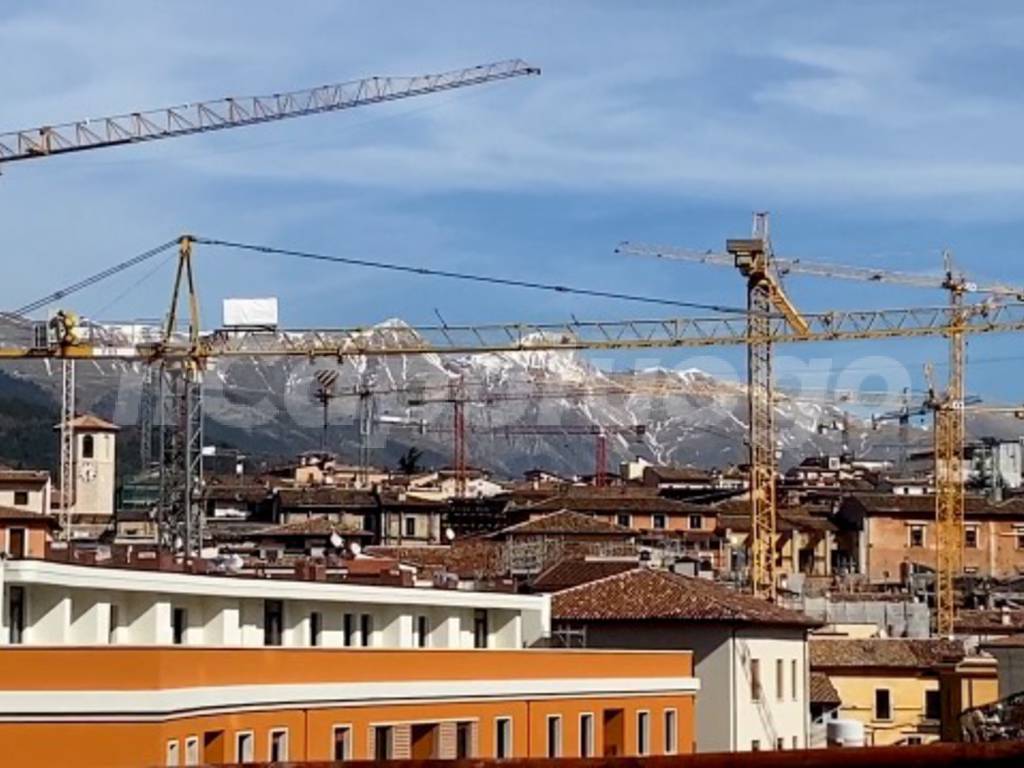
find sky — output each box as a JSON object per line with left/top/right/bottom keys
{"left": 3, "top": 1, "right": 1024, "bottom": 408}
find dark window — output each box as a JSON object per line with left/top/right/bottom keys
{"left": 172, "top": 607, "right": 187, "bottom": 645}
{"left": 82, "top": 434, "right": 94, "bottom": 459}
{"left": 333, "top": 726, "right": 350, "bottom": 760}
{"left": 925, "top": 689, "right": 941, "bottom": 720}
{"left": 13, "top": 491, "right": 28, "bottom": 506}
{"left": 689, "top": 514, "right": 702, "bottom": 530}
{"left": 8, "top": 528, "right": 26, "bottom": 559}
{"left": 8, "top": 586, "right": 25, "bottom": 645}
{"left": 664, "top": 709, "right": 677, "bottom": 754}
{"left": 909, "top": 525, "right": 925, "bottom": 548}
{"left": 473, "top": 609, "right": 489, "bottom": 649}
{"left": 776, "top": 659, "right": 785, "bottom": 701}
{"left": 616, "top": 513, "right": 631, "bottom": 528}
{"left": 416, "top": 615, "right": 429, "bottom": 648}
{"left": 751, "top": 658, "right": 762, "bottom": 701}
{"left": 965, "top": 527, "right": 979, "bottom": 549}
{"left": 374, "top": 726, "right": 393, "bottom": 761}
{"left": 456, "top": 721, "right": 473, "bottom": 759}
{"left": 875, "top": 689, "right": 892, "bottom": 720}
{"left": 751, "top": 740, "right": 761, "bottom": 751}
{"left": 264, "top": 599, "right": 283, "bottom": 646}
{"left": 359, "top": 613, "right": 372, "bottom": 647}
{"left": 269, "top": 729, "right": 287, "bottom": 761}
{"left": 652, "top": 514, "right": 667, "bottom": 530}
{"left": 343, "top": 613, "right": 354, "bottom": 646}
{"left": 404, "top": 516, "right": 416, "bottom": 538}
{"left": 108, "top": 604, "right": 119, "bottom": 644}
{"left": 546, "top": 716, "right": 562, "bottom": 758}
{"left": 636, "top": 711, "right": 649, "bottom": 755}
{"left": 579, "top": 713, "right": 594, "bottom": 758}
{"left": 495, "top": 718, "right": 512, "bottom": 759}
{"left": 776, "top": 737, "right": 785, "bottom": 750}
{"left": 310, "top": 611, "right": 322, "bottom": 647}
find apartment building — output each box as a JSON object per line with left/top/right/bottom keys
{"left": 550, "top": 566, "right": 817, "bottom": 753}
{"left": 0, "top": 469, "right": 51, "bottom": 517}
{"left": 0, "top": 556, "right": 698, "bottom": 766}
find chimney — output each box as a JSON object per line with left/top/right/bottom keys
{"left": 1001, "top": 605, "right": 1012, "bottom": 627}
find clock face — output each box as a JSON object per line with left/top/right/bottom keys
{"left": 78, "top": 463, "right": 97, "bottom": 483}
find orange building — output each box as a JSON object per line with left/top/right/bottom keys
{"left": 0, "top": 646, "right": 696, "bottom": 766}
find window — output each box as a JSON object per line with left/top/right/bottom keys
{"left": 792, "top": 736, "right": 798, "bottom": 749}
{"left": 359, "top": 613, "right": 373, "bottom": 647}
{"left": 579, "top": 713, "right": 594, "bottom": 758}
{"left": 925, "top": 689, "right": 941, "bottom": 720}
{"left": 776, "top": 659, "right": 784, "bottom": 701}
{"left": 906, "top": 736, "right": 924, "bottom": 745}
{"left": 332, "top": 726, "right": 350, "bottom": 761}
{"left": 965, "top": 527, "right": 979, "bottom": 549}
{"left": 415, "top": 615, "right": 429, "bottom": 648}
{"left": 343, "top": 613, "right": 354, "bottom": 646}
{"left": 875, "top": 688, "right": 892, "bottom": 720}
{"left": 776, "top": 737, "right": 785, "bottom": 750}
{"left": 750, "top": 658, "right": 762, "bottom": 701}
{"left": 264, "top": 599, "right": 283, "bottom": 646}
{"left": 616, "top": 513, "right": 632, "bottom": 528}
{"left": 456, "top": 721, "right": 474, "bottom": 759}
{"left": 791, "top": 659, "right": 798, "bottom": 701}
{"left": 184, "top": 736, "right": 199, "bottom": 766}
{"left": 636, "top": 711, "right": 650, "bottom": 755}
{"left": 404, "top": 516, "right": 417, "bottom": 538}
{"left": 689, "top": 514, "right": 702, "bottom": 530}
{"left": 664, "top": 709, "right": 677, "bottom": 754}
{"left": 310, "top": 611, "right": 322, "bottom": 647}
{"left": 652, "top": 513, "right": 667, "bottom": 530}
{"left": 546, "top": 715, "right": 562, "bottom": 758}
{"left": 13, "top": 491, "right": 28, "bottom": 506}
{"left": 172, "top": 607, "right": 187, "bottom": 645}
{"left": 269, "top": 729, "right": 288, "bottom": 762}
{"left": 374, "top": 726, "right": 393, "bottom": 761}
{"left": 909, "top": 524, "right": 926, "bottom": 548}
{"left": 751, "top": 740, "right": 761, "bottom": 751}
{"left": 82, "top": 434, "right": 94, "bottom": 459}
{"left": 108, "top": 604, "right": 119, "bottom": 644}
{"left": 1017, "top": 531, "right": 1024, "bottom": 550}
{"left": 495, "top": 718, "right": 512, "bottom": 759}
{"left": 235, "top": 732, "right": 253, "bottom": 763}
{"left": 7, "top": 528, "right": 25, "bottom": 558}
{"left": 165, "top": 740, "right": 180, "bottom": 766}
{"left": 473, "top": 609, "right": 489, "bottom": 649}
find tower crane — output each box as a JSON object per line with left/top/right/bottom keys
{"left": 0, "top": 59, "right": 540, "bottom": 552}
{"left": 618, "top": 227, "right": 1024, "bottom": 626}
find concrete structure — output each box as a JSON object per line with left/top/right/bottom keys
{"left": 0, "top": 469, "right": 51, "bottom": 516}
{"left": 980, "top": 635, "right": 1024, "bottom": 699}
{"left": 550, "top": 567, "right": 817, "bottom": 753}
{"left": 0, "top": 646, "right": 697, "bottom": 766}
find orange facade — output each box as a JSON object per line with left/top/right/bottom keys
{"left": 0, "top": 647, "right": 696, "bottom": 766}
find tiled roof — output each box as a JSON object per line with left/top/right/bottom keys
{"left": 841, "top": 493, "right": 1024, "bottom": 518}
{"left": 955, "top": 609, "right": 1024, "bottom": 634}
{"left": 809, "top": 638, "right": 965, "bottom": 669}
{"left": 366, "top": 541, "right": 506, "bottom": 579}
{"left": 530, "top": 558, "right": 637, "bottom": 592}
{"left": 644, "top": 466, "right": 712, "bottom": 483}
{"left": 0, "top": 505, "right": 59, "bottom": 527}
{"left": 552, "top": 567, "right": 819, "bottom": 627}
{"left": 495, "top": 509, "right": 636, "bottom": 537}
{"left": 0, "top": 469, "right": 49, "bottom": 485}
{"left": 66, "top": 414, "right": 120, "bottom": 431}
{"left": 518, "top": 493, "right": 707, "bottom": 515}
{"left": 256, "top": 517, "right": 370, "bottom": 538}
{"left": 809, "top": 672, "right": 842, "bottom": 706}
{"left": 275, "top": 487, "right": 378, "bottom": 509}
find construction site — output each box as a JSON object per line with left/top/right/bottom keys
{"left": 3, "top": 4, "right": 1024, "bottom": 767}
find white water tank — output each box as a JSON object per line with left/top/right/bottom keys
{"left": 827, "top": 719, "right": 865, "bottom": 747}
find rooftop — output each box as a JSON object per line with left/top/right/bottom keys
{"left": 841, "top": 493, "right": 1024, "bottom": 518}
{"left": 810, "top": 638, "right": 965, "bottom": 669}
{"left": 0, "top": 506, "right": 59, "bottom": 527}
{"left": 63, "top": 413, "right": 120, "bottom": 432}
{"left": 809, "top": 671, "right": 842, "bottom": 706}
{"left": 256, "top": 517, "right": 372, "bottom": 539}
{"left": 530, "top": 558, "right": 637, "bottom": 592}
{"left": 552, "top": 567, "right": 819, "bottom": 627}
{"left": 494, "top": 509, "right": 636, "bottom": 537}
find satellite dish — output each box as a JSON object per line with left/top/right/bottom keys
{"left": 349, "top": 541, "right": 362, "bottom": 557}
{"left": 329, "top": 531, "right": 343, "bottom": 549}
{"left": 444, "top": 527, "right": 456, "bottom": 542}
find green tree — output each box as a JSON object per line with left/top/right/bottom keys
{"left": 398, "top": 446, "right": 424, "bottom": 474}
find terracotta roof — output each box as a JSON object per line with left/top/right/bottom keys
{"left": 841, "top": 493, "right": 1024, "bottom": 519}
{"left": 495, "top": 509, "right": 636, "bottom": 537}
{"left": 517, "top": 493, "right": 707, "bottom": 515}
{"left": 530, "top": 558, "right": 637, "bottom": 592}
{"left": 809, "top": 672, "right": 842, "bottom": 706}
{"left": 366, "top": 542, "right": 506, "bottom": 579}
{"left": 275, "top": 487, "right": 378, "bottom": 509}
{"left": 64, "top": 414, "right": 120, "bottom": 431}
{"left": 809, "top": 638, "right": 965, "bottom": 670}
{"left": 644, "top": 466, "right": 712, "bottom": 483}
{"left": 0, "top": 470, "right": 49, "bottom": 485}
{"left": 256, "top": 517, "right": 371, "bottom": 538}
{"left": 955, "top": 609, "right": 1024, "bottom": 634}
{"left": 0, "top": 505, "right": 59, "bottom": 527}
{"left": 552, "top": 567, "right": 819, "bottom": 627}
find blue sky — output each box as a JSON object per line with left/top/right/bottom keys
{"left": 3, "top": 1, "right": 1024, "bottom": 405}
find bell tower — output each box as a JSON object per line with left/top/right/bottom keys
{"left": 68, "top": 414, "right": 119, "bottom": 517}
